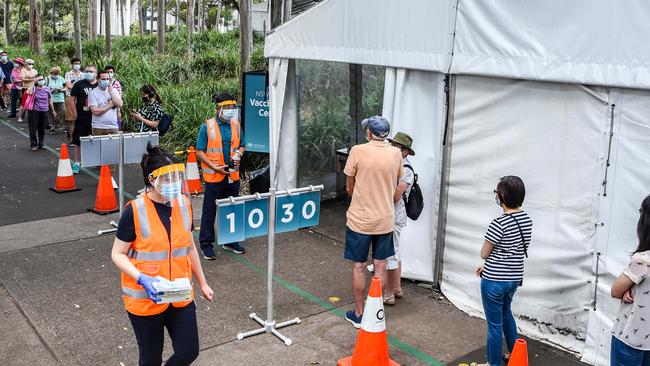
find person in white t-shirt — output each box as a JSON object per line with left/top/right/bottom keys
{"left": 384, "top": 132, "right": 415, "bottom": 305}
{"left": 88, "top": 70, "right": 122, "bottom": 136}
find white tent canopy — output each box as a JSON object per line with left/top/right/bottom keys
{"left": 264, "top": 1, "right": 650, "bottom": 365}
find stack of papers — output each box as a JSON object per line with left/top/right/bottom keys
{"left": 152, "top": 277, "right": 192, "bottom": 304}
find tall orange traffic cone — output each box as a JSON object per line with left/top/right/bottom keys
{"left": 338, "top": 276, "right": 400, "bottom": 366}
{"left": 88, "top": 165, "right": 119, "bottom": 215}
{"left": 508, "top": 339, "right": 528, "bottom": 366}
{"left": 186, "top": 146, "right": 203, "bottom": 195}
{"left": 49, "top": 143, "right": 81, "bottom": 193}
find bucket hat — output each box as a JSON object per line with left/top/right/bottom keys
{"left": 388, "top": 132, "right": 415, "bottom": 156}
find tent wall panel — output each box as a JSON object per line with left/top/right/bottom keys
{"left": 441, "top": 75, "right": 610, "bottom": 354}
{"left": 382, "top": 69, "right": 446, "bottom": 282}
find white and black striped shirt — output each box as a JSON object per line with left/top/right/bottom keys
{"left": 483, "top": 211, "right": 532, "bottom": 282}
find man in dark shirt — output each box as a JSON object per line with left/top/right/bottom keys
{"left": 70, "top": 65, "right": 98, "bottom": 173}
{"left": 0, "top": 51, "right": 12, "bottom": 111}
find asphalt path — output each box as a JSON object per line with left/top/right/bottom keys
{"left": 0, "top": 115, "right": 143, "bottom": 226}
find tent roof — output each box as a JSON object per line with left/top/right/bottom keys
{"left": 265, "top": 0, "right": 650, "bottom": 89}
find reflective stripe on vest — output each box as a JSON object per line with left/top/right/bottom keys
{"left": 179, "top": 201, "right": 191, "bottom": 231}
{"left": 171, "top": 246, "right": 191, "bottom": 258}
{"left": 128, "top": 249, "right": 168, "bottom": 261}
{"left": 122, "top": 287, "right": 149, "bottom": 299}
{"left": 135, "top": 196, "right": 151, "bottom": 239}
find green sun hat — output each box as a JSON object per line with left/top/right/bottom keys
{"left": 387, "top": 132, "right": 415, "bottom": 156}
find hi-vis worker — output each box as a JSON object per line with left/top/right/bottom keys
{"left": 196, "top": 93, "right": 246, "bottom": 259}
{"left": 111, "top": 144, "right": 214, "bottom": 366}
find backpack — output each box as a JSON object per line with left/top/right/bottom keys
{"left": 157, "top": 114, "right": 174, "bottom": 136}
{"left": 402, "top": 164, "right": 424, "bottom": 220}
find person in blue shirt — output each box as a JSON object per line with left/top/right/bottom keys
{"left": 0, "top": 50, "right": 13, "bottom": 111}
{"left": 196, "top": 93, "right": 246, "bottom": 259}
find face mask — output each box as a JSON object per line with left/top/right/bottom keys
{"left": 1, "top": 56, "right": 7, "bottom": 62}
{"left": 99, "top": 80, "right": 110, "bottom": 88}
{"left": 37, "top": 80, "right": 45, "bottom": 86}
{"left": 51, "top": 75, "right": 59, "bottom": 79}
{"left": 159, "top": 181, "right": 182, "bottom": 201}
{"left": 108, "top": 72, "right": 114, "bottom": 79}
{"left": 495, "top": 197, "right": 501, "bottom": 207}
{"left": 141, "top": 96, "right": 150, "bottom": 103}
{"left": 73, "top": 64, "right": 81, "bottom": 71}
{"left": 221, "top": 109, "right": 238, "bottom": 120}
{"left": 27, "top": 64, "right": 34, "bottom": 69}
{"left": 85, "top": 72, "right": 95, "bottom": 81}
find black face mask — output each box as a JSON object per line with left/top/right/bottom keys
{"left": 141, "top": 96, "right": 149, "bottom": 103}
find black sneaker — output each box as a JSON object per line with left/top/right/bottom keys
{"left": 345, "top": 310, "right": 362, "bottom": 329}
{"left": 202, "top": 248, "right": 216, "bottom": 260}
{"left": 222, "top": 243, "right": 246, "bottom": 254}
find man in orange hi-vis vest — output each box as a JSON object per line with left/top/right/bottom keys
{"left": 196, "top": 93, "right": 246, "bottom": 260}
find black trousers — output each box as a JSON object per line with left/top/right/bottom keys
{"left": 28, "top": 110, "right": 48, "bottom": 148}
{"left": 127, "top": 302, "right": 199, "bottom": 366}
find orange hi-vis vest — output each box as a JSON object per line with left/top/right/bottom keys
{"left": 201, "top": 117, "right": 241, "bottom": 183}
{"left": 121, "top": 194, "right": 194, "bottom": 316}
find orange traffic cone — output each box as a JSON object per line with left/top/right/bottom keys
{"left": 338, "top": 276, "right": 399, "bottom": 366}
{"left": 88, "top": 165, "right": 119, "bottom": 215}
{"left": 49, "top": 143, "right": 81, "bottom": 193}
{"left": 186, "top": 146, "right": 203, "bottom": 195}
{"left": 508, "top": 339, "right": 528, "bottom": 366}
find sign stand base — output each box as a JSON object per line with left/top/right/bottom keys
{"left": 236, "top": 313, "right": 301, "bottom": 346}
{"left": 98, "top": 221, "right": 118, "bottom": 235}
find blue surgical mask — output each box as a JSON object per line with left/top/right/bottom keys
{"left": 51, "top": 75, "right": 59, "bottom": 79}
{"left": 1, "top": 56, "right": 7, "bottom": 62}
{"left": 159, "top": 181, "right": 182, "bottom": 200}
{"left": 85, "top": 72, "right": 95, "bottom": 81}
{"left": 99, "top": 80, "right": 110, "bottom": 88}
{"left": 37, "top": 80, "right": 45, "bottom": 86}
{"left": 73, "top": 64, "right": 81, "bottom": 71}
{"left": 221, "top": 109, "right": 238, "bottom": 121}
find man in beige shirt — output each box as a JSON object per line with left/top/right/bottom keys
{"left": 343, "top": 115, "right": 403, "bottom": 328}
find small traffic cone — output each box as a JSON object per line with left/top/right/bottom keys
{"left": 337, "top": 276, "right": 399, "bottom": 366}
{"left": 508, "top": 339, "right": 528, "bottom": 366}
{"left": 186, "top": 146, "right": 203, "bottom": 195}
{"left": 49, "top": 143, "right": 82, "bottom": 193}
{"left": 88, "top": 165, "right": 119, "bottom": 215}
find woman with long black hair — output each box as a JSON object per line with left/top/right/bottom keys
{"left": 610, "top": 195, "right": 650, "bottom": 365}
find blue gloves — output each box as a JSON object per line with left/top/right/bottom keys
{"left": 137, "top": 273, "right": 162, "bottom": 303}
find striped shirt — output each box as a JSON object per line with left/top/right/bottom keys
{"left": 483, "top": 211, "right": 532, "bottom": 282}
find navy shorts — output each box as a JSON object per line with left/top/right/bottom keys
{"left": 344, "top": 226, "right": 395, "bottom": 262}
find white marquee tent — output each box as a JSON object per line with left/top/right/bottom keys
{"left": 264, "top": 1, "right": 650, "bottom": 364}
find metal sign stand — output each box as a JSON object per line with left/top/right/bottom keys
{"left": 217, "top": 184, "right": 323, "bottom": 345}
{"left": 98, "top": 131, "right": 124, "bottom": 235}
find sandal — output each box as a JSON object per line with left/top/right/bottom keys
{"left": 383, "top": 295, "right": 396, "bottom": 306}
{"left": 394, "top": 289, "right": 404, "bottom": 299}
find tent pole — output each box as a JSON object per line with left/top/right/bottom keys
{"left": 432, "top": 75, "right": 456, "bottom": 290}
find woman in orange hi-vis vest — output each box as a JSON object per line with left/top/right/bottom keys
{"left": 196, "top": 92, "right": 246, "bottom": 259}
{"left": 111, "top": 144, "right": 214, "bottom": 366}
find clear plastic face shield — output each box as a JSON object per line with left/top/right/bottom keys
{"left": 148, "top": 163, "right": 190, "bottom": 207}
{"left": 217, "top": 100, "right": 240, "bottom": 122}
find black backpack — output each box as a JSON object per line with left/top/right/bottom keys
{"left": 157, "top": 114, "right": 174, "bottom": 136}
{"left": 402, "top": 164, "right": 424, "bottom": 220}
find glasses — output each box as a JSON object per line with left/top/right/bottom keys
{"left": 27, "top": 63, "right": 34, "bottom": 65}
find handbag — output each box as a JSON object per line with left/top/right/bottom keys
{"left": 23, "top": 87, "right": 35, "bottom": 111}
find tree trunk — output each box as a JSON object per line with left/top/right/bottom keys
{"left": 186, "top": 0, "right": 194, "bottom": 57}
{"left": 283, "top": 0, "right": 292, "bottom": 22}
{"left": 73, "top": 0, "right": 82, "bottom": 58}
{"left": 157, "top": 0, "right": 165, "bottom": 53}
{"left": 138, "top": 0, "right": 143, "bottom": 35}
{"left": 29, "top": 0, "right": 42, "bottom": 55}
{"left": 270, "top": 0, "right": 281, "bottom": 29}
{"left": 51, "top": 5, "right": 56, "bottom": 40}
{"left": 201, "top": 0, "right": 205, "bottom": 32}
{"left": 4, "top": 0, "right": 11, "bottom": 45}
{"left": 104, "top": 0, "right": 111, "bottom": 56}
{"left": 88, "top": 0, "right": 97, "bottom": 41}
{"left": 119, "top": 0, "right": 126, "bottom": 35}
{"left": 239, "top": 0, "right": 251, "bottom": 96}
{"left": 215, "top": 1, "right": 221, "bottom": 32}
{"left": 149, "top": 0, "right": 154, "bottom": 35}
{"left": 175, "top": 0, "right": 179, "bottom": 33}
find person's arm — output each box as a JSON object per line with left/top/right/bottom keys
{"left": 109, "top": 87, "right": 123, "bottom": 108}
{"left": 89, "top": 93, "right": 113, "bottom": 116}
{"left": 26, "top": 86, "right": 34, "bottom": 95}
{"left": 346, "top": 175, "right": 355, "bottom": 197}
{"left": 480, "top": 240, "right": 494, "bottom": 260}
{"left": 111, "top": 238, "right": 140, "bottom": 281}
{"left": 611, "top": 273, "right": 635, "bottom": 299}
{"left": 393, "top": 181, "right": 408, "bottom": 203}
{"left": 343, "top": 148, "right": 357, "bottom": 197}
{"left": 188, "top": 235, "right": 213, "bottom": 301}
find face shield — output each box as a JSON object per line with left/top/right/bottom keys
{"left": 149, "top": 163, "right": 190, "bottom": 207}
{"left": 218, "top": 100, "right": 240, "bottom": 122}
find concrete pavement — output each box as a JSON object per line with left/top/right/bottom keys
{"left": 0, "top": 114, "right": 588, "bottom": 365}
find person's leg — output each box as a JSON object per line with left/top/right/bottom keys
{"left": 344, "top": 227, "right": 372, "bottom": 316}
{"left": 9, "top": 88, "right": 18, "bottom": 116}
{"left": 481, "top": 278, "right": 505, "bottom": 366}
{"left": 611, "top": 335, "right": 644, "bottom": 366}
{"left": 199, "top": 182, "right": 220, "bottom": 255}
{"left": 0, "top": 88, "right": 6, "bottom": 109}
{"left": 54, "top": 102, "right": 65, "bottom": 131}
{"left": 27, "top": 110, "right": 38, "bottom": 148}
{"left": 37, "top": 111, "right": 46, "bottom": 147}
{"left": 223, "top": 180, "right": 243, "bottom": 250}
{"left": 643, "top": 349, "right": 650, "bottom": 366}
{"left": 371, "top": 231, "right": 394, "bottom": 292}
{"left": 128, "top": 311, "right": 166, "bottom": 366}
{"left": 385, "top": 226, "right": 402, "bottom": 302}
{"left": 164, "top": 302, "right": 199, "bottom": 366}
{"left": 502, "top": 281, "right": 519, "bottom": 354}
